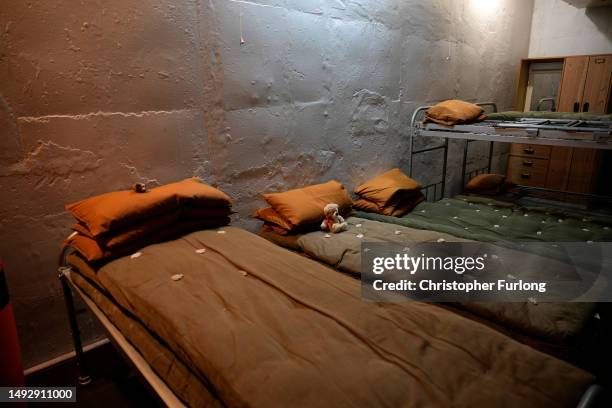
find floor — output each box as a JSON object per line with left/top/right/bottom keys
{"left": 26, "top": 342, "right": 160, "bottom": 407}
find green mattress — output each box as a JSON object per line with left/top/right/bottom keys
{"left": 355, "top": 195, "right": 612, "bottom": 245}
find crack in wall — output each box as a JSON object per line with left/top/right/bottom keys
{"left": 1, "top": 140, "right": 102, "bottom": 178}
{"left": 17, "top": 108, "right": 202, "bottom": 123}
{"left": 119, "top": 162, "right": 161, "bottom": 187}
{"left": 0, "top": 93, "right": 21, "bottom": 162}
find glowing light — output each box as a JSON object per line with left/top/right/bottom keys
{"left": 470, "top": 0, "right": 500, "bottom": 15}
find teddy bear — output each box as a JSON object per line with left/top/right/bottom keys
{"left": 321, "top": 203, "right": 348, "bottom": 233}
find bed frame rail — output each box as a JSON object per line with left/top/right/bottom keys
{"left": 409, "top": 102, "right": 497, "bottom": 201}
{"left": 58, "top": 246, "right": 186, "bottom": 407}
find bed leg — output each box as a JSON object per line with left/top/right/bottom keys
{"left": 59, "top": 269, "right": 92, "bottom": 386}
{"left": 441, "top": 139, "right": 449, "bottom": 198}
{"left": 461, "top": 140, "right": 469, "bottom": 191}
{"left": 487, "top": 141, "right": 494, "bottom": 173}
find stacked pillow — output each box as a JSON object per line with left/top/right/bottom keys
{"left": 254, "top": 180, "right": 352, "bottom": 235}
{"left": 425, "top": 100, "right": 486, "bottom": 126}
{"left": 353, "top": 168, "right": 424, "bottom": 217}
{"left": 64, "top": 178, "right": 233, "bottom": 262}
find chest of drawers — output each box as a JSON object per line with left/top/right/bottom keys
{"left": 506, "top": 144, "right": 600, "bottom": 193}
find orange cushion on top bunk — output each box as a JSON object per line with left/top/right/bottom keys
{"left": 354, "top": 168, "right": 421, "bottom": 205}
{"left": 425, "top": 100, "right": 486, "bottom": 126}
{"left": 263, "top": 181, "right": 352, "bottom": 228}
{"left": 65, "top": 178, "right": 232, "bottom": 236}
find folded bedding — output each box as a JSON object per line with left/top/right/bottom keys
{"left": 67, "top": 217, "right": 230, "bottom": 262}
{"left": 72, "top": 207, "right": 232, "bottom": 248}
{"left": 353, "top": 190, "right": 425, "bottom": 216}
{"left": 64, "top": 178, "right": 233, "bottom": 262}
{"left": 259, "top": 215, "right": 600, "bottom": 353}
{"left": 353, "top": 168, "right": 425, "bottom": 217}
{"left": 66, "top": 227, "right": 593, "bottom": 407}
{"left": 66, "top": 178, "right": 231, "bottom": 236}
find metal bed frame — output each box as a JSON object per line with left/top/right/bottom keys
{"left": 57, "top": 246, "right": 186, "bottom": 407}
{"left": 408, "top": 102, "right": 612, "bottom": 202}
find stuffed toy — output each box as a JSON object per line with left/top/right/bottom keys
{"left": 321, "top": 203, "right": 348, "bottom": 233}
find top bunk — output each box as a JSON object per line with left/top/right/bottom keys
{"left": 410, "top": 103, "right": 612, "bottom": 150}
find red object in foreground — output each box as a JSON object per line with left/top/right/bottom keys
{"left": 0, "top": 260, "right": 25, "bottom": 387}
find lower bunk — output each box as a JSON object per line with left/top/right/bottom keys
{"left": 259, "top": 195, "right": 612, "bottom": 366}
{"left": 61, "top": 227, "right": 597, "bottom": 407}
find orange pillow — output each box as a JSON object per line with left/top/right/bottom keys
{"left": 382, "top": 192, "right": 425, "bottom": 216}
{"left": 263, "top": 223, "right": 291, "bottom": 236}
{"left": 425, "top": 100, "right": 486, "bottom": 126}
{"left": 66, "top": 178, "right": 231, "bottom": 236}
{"left": 263, "top": 181, "right": 352, "bottom": 228}
{"left": 66, "top": 217, "right": 230, "bottom": 262}
{"left": 353, "top": 192, "right": 425, "bottom": 217}
{"left": 73, "top": 207, "right": 233, "bottom": 248}
{"left": 466, "top": 174, "right": 506, "bottom": 191}
{"left": 355, "top": 168, "right": 421, "bottom": 205}
{"left": 352, "top": 198, "right": 380, "bottom": 213}
{"left": 252, "top": 207, "right": 294, "bottom": 231}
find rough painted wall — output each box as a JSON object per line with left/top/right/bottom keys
{"left": 0, "top": 0, "right": 209, "bottom": 367}
{"left": 529, "top": 0, "right": 612, "bottom": 57}
{"left": 0, "top": 0, "right": 533, "bottom": 368}
{"left": 206, "top": 0, "right": 534, "bottom": 223}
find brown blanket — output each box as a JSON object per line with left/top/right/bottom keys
{"left": 70, "top": 227, "right": 593, "bottom": 407}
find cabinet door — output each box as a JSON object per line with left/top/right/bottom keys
{"left": 582, "top": 55, "right": 612, "bottom": 114}
{"left": 566, "top": 148, "right": 600, "bottom": 193}
{"left": 557, "top": 56, "right": 588, "bottom": 112}
{"left": 545, "top": 147, "right": 572, "bottom": 190}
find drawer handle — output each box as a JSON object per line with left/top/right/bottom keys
{"left": 521, "top": 173, "right": 531, "bottom": 179}
{"left": 523, "top": 147, "right": 535, "bottom": 154}
{"left": 522, "top": 160, "right": 534, "bottom": 167}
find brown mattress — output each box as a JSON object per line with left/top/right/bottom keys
{"left": 67, "top": 259, "right": 222, "bottom": 408}
{"left": 67, "top": 227, "right": 593, "bottom": 407}
{"left": 258, "top": 217, "right": 597, "bottom": 359}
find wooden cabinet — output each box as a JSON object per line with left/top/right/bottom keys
{"left": 508, "top": 54, "right": 611, "bottom": 194}
{"left": 558, "top": 55, "right": 612, "bottom": 113}
{"left": 556, "top": 56, "right": 589, "bottom": 112}
{"left": 582, "top": 55, "right": 612, "bottom": 114}
{"left": 507, "top": 145, "right": 600, "bottom": 193}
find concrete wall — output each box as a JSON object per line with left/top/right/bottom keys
{"left": 0, "top": 0, "right": 533, "bottom": 368}
{"left": 529, "top": 0, "right": 612, "bottom": 57}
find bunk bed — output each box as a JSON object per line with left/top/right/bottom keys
{"left": 408, "top": 102, "right": 612, "bottom": 201}
{"left": 259, "top": 103, "right": 612, "bottom": 368}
